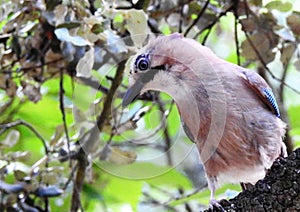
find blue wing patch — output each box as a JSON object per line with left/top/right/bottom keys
{"left": 263, "top": 88, "right": 280, "bottom": 118}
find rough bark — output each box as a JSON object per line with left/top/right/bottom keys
{"left": 205, "top": 148, "right": 300, "bottom": 211}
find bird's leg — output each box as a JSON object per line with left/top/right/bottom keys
{"left": 240, "top": 182, "right": 253, "bottom": 191}
{"left": 208, "top": 177, "right": 225, "bottom": 212}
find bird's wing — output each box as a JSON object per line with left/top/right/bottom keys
{"left": 239, "top": 69, "right": 281, "bottom": 118}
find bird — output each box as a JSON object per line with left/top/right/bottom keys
{"left": 122, "top": 33, "right": 287, "bottom": 209}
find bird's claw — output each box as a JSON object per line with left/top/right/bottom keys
{"left": 209, "top": 199, "right": 226, "bottom": 212}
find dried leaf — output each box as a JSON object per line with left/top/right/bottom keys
{"left": 107, "top": 147, "right": 137, "bottom": 165}
{"left": 0, "top": 160, "right": 8, "bottom": 170}
{"left": 123, "top": 9, "right": 149, "bottom": 47}
{"left": 54, "top": 28, "right": 91, "bottom": 46}
{"left": 280, "top": 44, "right": 296, "bottom": 67}
{"left": 11, "top": 151, "right": 31, "bottom": 162}
{"left": 0, "top": 181, "right": 25, "bottom": 194}
{"left": 287, "top": 13, "right": 300, "bottom": 36}
{"left": 250, "top": 0, "right": 262, "bottom": 6}
{"left": 34, "top": 186, "right": 63, "bottom": 197}
{"left": 240, "top": 18, "right": 257, "bottom": 32}
{"left": 46, "top": 0, "right": 61, "bottom": 10}
{"left": 44, "top": 49, "right": 62, "bottom": 63}
{"left": 241, "top": 33, "right": 275, "bottom": 63}
{"left": 14, "top": 170, "right": 27, "bottom": 181}
{"left": 21, "top": 81, "right": 42, "bottom": 103}
{"left": 275, "top": 28, "right": 295, "bottom": 42}
{"left": 72, "top": 106, "right": 87, "bottom": 123}
{"left": 50, "top": 125, "right": 65, "bottom": 146}
{"left": 54, "top": 4, "right": 68, "bottom": 26}
{"left": 294, "top": 59, "right": 300, "bottom": 71}
{"left": 114, "top": 120, "right": 137, "bottom": 134}
{"left": 12, "top": 35, "right": 21, "bottom": 59}
{"left": 19, "top": 202, "right": 39, "bottom": 212}
{"left": 103, "top": 30, "right": 128, "bottom": 54}
{"left": 18, "top": 21, "right": 38, "bottom": 36}
{"left": 42, "top": 172, "right": 59, "bottom": 185}
{"left": 76, "top": 47, "right": 94, "bottom": 78}
{"left": 2, "top": 130, "right": 20, "bottom": 147}
{"left": 61, "top": 41, "right": 76, "bottom": 62}
{"left": 56, "top": 21, "right": 81, "bottom": 29}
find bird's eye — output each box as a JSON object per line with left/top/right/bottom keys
{"left": 136, "top": 55, "right": 150, "bottom": 71}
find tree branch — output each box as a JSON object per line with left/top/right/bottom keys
{"left": 59, "top": 69, "right": 71, "bottom": 154}
{"left": 70, "top": 60, "right": 126, "bottom": 212}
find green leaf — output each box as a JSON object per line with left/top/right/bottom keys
{"left": 76, "top": 47, "right": 94, "bottom": 78}
{"left": 123, "top": 9, "right": 149, "bottom": 47}
{"left": 161, "top": 25, "right": 171, "bottom": 35}
{"left": 265, "top": 1, "right": 292, "bottom": 12}
{"left": 113, "top": 14, "right": 124, "bottom": 23}
{"left": 54, "top": 28, "right": 91, "bottom": 46}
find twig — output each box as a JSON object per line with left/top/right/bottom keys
{"left": 201, "top": 26, "right": 213, "bottom": 45}
{"left": 96, "top": 61, "right": 126, "bottom": 131}
{"left": 76, "top": 76, "right": 109, "bottom": 93}
{"left": 63, "top": 163, "right": 78, "bottom": 191}
{"left": 178, "top": 0, "right": 185, "bottom": 33}
{"left": 59, "top": 69, "right": 71, "bottom": 154}
{"left": 18, "top": 58, "right": 64, "bottom": 73}
{"left": 233, "top": 10, "right": 241, "bottom": 66}
{"left": 155, "top": 97, "right": 173, "bottom": 166}
{"left": 279, "top": 47, "right": 293, "bottom": 102}
{"left": 162, "top": 187, "right": 203, "bottom": 205}
{"left": 142, "top": 192, "right": 179, "bottom": 212}
{"left": 184, "top": 0, "right": 210, "bottom": 37}
{"left": 0, "top": 120, "right": 49, "bottom": 155}
{"left": 193, "top": 2, "right": 235, "bottom": 42}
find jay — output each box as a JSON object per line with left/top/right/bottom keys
{"left": 122, "top": 33, "right": 287, "bottom": 208}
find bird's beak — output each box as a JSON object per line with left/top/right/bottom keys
{"left": 122, "top": 81, "right": 144, "bottom": 107}
{"left": 122, "top": 68, "right": 161, "bottom": 107}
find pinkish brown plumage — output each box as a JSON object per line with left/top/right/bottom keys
{"left": 123, "top": 33, "right": 286, "bottom": 208}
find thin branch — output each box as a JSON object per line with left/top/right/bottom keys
{"left": 178, "top": 0, "right": 185, "bottom": 33}
{"left": 62, "top": 163, "right": 78, "bottom": 191}
{"left": 59, "top": 69, "right": 71, "bottom": 154}
{"left": 162, "top": 187, "right": 204, "bottom": 205}
{"left": 0, "top": 120, "right": 49, "bottom": 155}
{"left": 193, "top": 2, "right": 235, "bottom": 42}
{"left": 96, "top": 61, "right": 126, "bottom": 131}
{"left": 184, "top": 0, "right": 210, "bottom": 37}
{"left": 156, "top": 97, "right": 173, "bottom": 166}
{"left": 142, "top": 192, "right": 179, "bottom": 212}
{"left": 76, "top": 76, "right": 109, "bottom": 93}
{"left": 279, "top": 47, "right": 294, "bottom": 102}
{"left": 201, "top": 26, "right": 213, "bottom": 45}
{"left": 70, "top": 148, "right": 86, "bottom": 212}
{"left": 18, "top": 58, "right": 64, "bottom": 73}
{"left": 234, "top": 12, "right": 241, "bottom": 66}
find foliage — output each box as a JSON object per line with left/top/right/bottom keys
{"left": 0, "top": 0, "right": 299, "bottom": 211}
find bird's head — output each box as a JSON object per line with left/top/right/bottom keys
{"left": 122, "top": 33, "right": 227, "bottom": 152}
{"left": 122, "top": 33, "right": 211, "bottom": 107}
